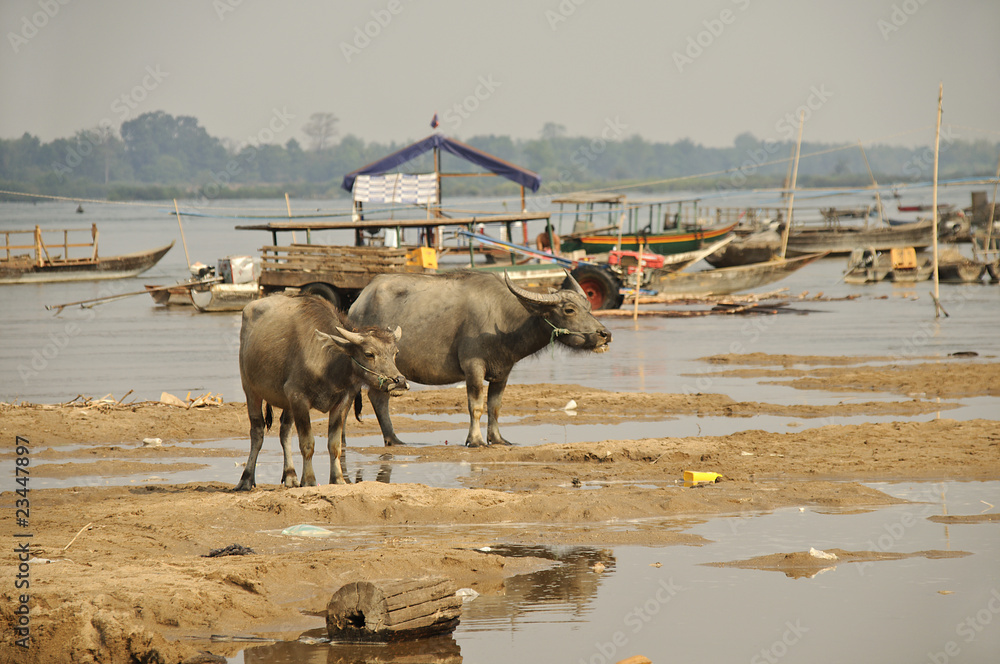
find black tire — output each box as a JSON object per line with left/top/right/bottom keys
{"left": 571, "top": 264, "right": 623, "bottom": 310}
{"left": 301, "top": 282, "right": 342, "bottom": 309}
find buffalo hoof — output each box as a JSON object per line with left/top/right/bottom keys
{"left": 488, "top": 437, "right": 514, "bottom": 446}
{"left": 465, "top": 439, "right": 486, "bottom": 448}
{"left": 232, "top": 481, "right": 254, "bottom": 492}
{"left": 385, "top": 439, "right": 407, "bottom": 447}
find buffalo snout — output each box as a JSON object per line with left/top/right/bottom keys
{"left": 387, "top": 375, "right": 409, "bottom": 396}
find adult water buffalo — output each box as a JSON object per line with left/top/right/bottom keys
{"left": 349, "top": 270, "right": 611, "bottom": 447}
{"left": 235, "top": 294, "right": 407, "bottom": 491}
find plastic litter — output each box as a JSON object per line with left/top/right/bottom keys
{"left": 455, "top": 587, "right": 480, "bottom": 603}
{"left": 281, "top": 524, "right": 335, "bottom": 537}
{"left": 809, "top": 547, "right": 838, "bottom": 560}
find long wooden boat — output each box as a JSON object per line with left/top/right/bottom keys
{"left": 646, "top": 252, "right": 826, "bottom": 297}
{"left": 704, "top": 229, "right": 782, "bottom": 267}
{"left": 785, "top": 220, "right": 933, "bottom": 256}
{"left": 560, "top": 221, "right": 737, "bottom": 257}
{"left": 191, "top": 283, "right": 258, "bottom": 312}
{"left": 0, "top": 225, "right": 173, "bottom": 285}
{"left": 843, "top": 248, "right": 892, "bottom": 284}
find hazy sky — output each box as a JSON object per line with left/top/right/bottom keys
{"left": 3, "top": 0, "right": 998, "bottom": 149}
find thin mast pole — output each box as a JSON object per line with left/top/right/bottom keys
{"left": 779, "top": 111, "right": 805, "bottom": 259}
{"left": 930, "top": 83, "right": 946, "bottom": 318}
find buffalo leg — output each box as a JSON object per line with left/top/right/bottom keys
{"left": 278, "top": 409, "right": 298, "bottom": 487}
{"left": 486, "top": 376, "right": 513, "bottom": 446}
{"left": 369, "top": 390, "right": 406, "bottom": 446}
{"left": 235, "top": 396, "right": 265, "bottom": 491}
{"left": 326, "top": 394, "right": 353, "bottom": 484}
{"left": 289, "top": 399, "right": 317, "bottom": 486}
{"left": 463, "top": 363, "right": 488, "bottom": 448}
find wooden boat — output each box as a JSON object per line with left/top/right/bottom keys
{"left": 704, "top": 229, "right": 781, "bottom": 267}
{"left": 145, "top": 283, "right": 195, "bottom": 306}
{"left": 936, "top": 248, "right": 987, "bottom": 283}
{"left": 785, "top": 220, "right": 933, "bottom": 256}
{"left": 190, "top": 282, "right": 258, "bottom": 312}
{"left": 843, "top": 247, "right": 891, "bottom": 284}
{"left": 886, "top": 247, "right": 932, "bottom": 283}
{"left": 560, "top": 221, "right": 737, "bottom": 257}
{"left": 645, "top": 252, "right": 826, "bottom": 297}
{"left": 0, "top": 225, "right": 172, "bottom": 284}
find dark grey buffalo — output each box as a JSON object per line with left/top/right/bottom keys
{"left": 235, "top": 294, "right": 407, "bottom": 490}
{"left": 349, "top": 270, "right": 611, "bottom": 447}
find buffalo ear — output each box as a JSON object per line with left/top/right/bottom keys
{"left": 315, "top": 329, "right": 351, "bottom": 351}
{"left": 392, "top": 325, "right": 402, "bottom": 341}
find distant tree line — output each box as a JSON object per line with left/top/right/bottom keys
{"left": 0, "top": 111, "right": 997, "bottom": 201}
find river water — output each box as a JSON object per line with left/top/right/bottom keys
{"left": 2, "top": 193, "right": 999, "bottom": 663}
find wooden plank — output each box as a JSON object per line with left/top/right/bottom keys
{"left": 236, "top": 212, "right": 550, "bottom": 232}
{"left": 326, "top": 577, "right": 461, "bottom": 642}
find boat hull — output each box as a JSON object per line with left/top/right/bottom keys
{"left": 0, "top": 242, "right": 174, "bottom": 285}
{"left": 647, "top": 252, "right": 826, "bottom": 297}
{"left": 785, "top": 222, "right": 932, "bottom": 256}
{"left": 561, "top": 222, "right": 736, "bottom": 257}
{"left": 191, "top": 283, "right": 258, "bottom": 312}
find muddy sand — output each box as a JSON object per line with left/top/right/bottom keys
{"left": 1, "top": 356, "right": 998, "bottom": 663}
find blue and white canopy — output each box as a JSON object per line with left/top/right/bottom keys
{"left": 341, "top": 134, "right": 541, "bottom": 194}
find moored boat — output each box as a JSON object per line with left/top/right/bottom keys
{"left": 0, "top": 225, "right": 172, "bottom": 284}
{"left": 785, "top": 220, "right": 933, "bottom": 256}
{"left": 645, "top": 252, "right": 826, "bottom": 297}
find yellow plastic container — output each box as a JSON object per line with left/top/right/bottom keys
{"left": 406, "top": 246, "right": 438, "bottom": 269}
{"left": 683, "top": 470, "right": 721, "bottom": 485}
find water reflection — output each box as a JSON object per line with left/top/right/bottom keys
{"left": 462, "top": 544, "right": 615, "bottom": 629}
{"left": 242, "top": 630, "right": 461, "bottom": 664}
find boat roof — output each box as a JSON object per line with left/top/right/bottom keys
{"left": 341, "top": 134, "right": 541, "bottom": 193}
{"left": 551, "top": 193, "right": 626, "bottom": 205}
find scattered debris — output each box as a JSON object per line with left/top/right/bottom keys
{"left": 592, "top": 562, "right": 606, "bottom": 573}
{"left": 142, "top": 437, "right": 162, "bottom": 447}
{"left": 160, "top": 391, "right": 224, "bottom": 408}
{"left": 203, "top": 544, "right": 256, "bottom": 558}
{"left": 455, "top": 587, "right": 480, "bottom": 603}
{"left": 281, "top": 524, "right": 334, "bottom": 537}
{"left": 809, "top": 547, "right": 838, "bottom": 560}
{"left": 326, "top": 577, "right": 462, "bottom": 641}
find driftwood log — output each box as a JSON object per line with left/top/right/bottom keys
{"left": 326, "top": 576, "right": 462, "bottom": 642}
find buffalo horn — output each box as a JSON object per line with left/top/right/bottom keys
{"left": 560, "top": 269, "right": 587, "bottom": 298}
{"left": 334, "top": 326, "right": 365, "bottom": 345}
{"left": 504, "top": 271, "right": 561, "bottom": 305}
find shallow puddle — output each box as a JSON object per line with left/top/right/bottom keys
{"left": 229, "top": 481, "right": 1000, "bottom": 664}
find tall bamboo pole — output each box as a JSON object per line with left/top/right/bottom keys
{"left": 778, "top": 111, "right": 805, "bottom": 259}
{"left": 858, "top": 140, "right": 885, "bottom": 226}
{"left": 930, "top": 83, "right": 946, "bottom": 318}
{"left": 173, "top": 199, "right": 191, "bottom": 269}
{"left": 982, "top": 152, "right": 1000, "bottom": 256}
